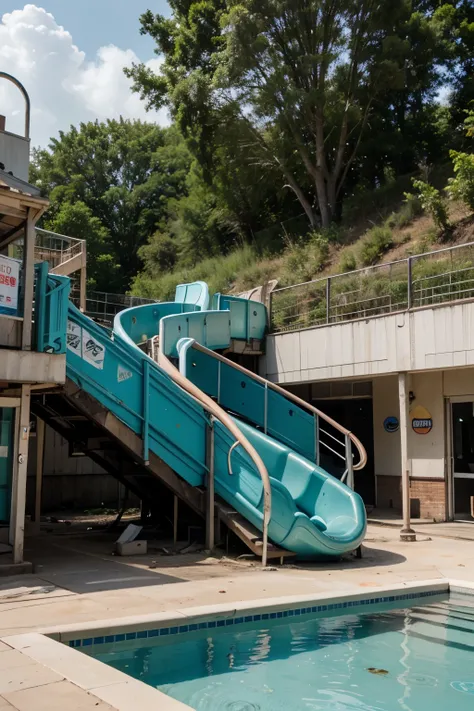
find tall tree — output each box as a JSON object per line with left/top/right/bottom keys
{"left": 128, "top": 0, "right": 447, "bottom": 227}
{"left": 31, "top": 120, "right": 192, "bottom": 291}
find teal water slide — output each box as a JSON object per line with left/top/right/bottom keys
{"left": 59, "top": 279, "right": 366, "bottom": 561}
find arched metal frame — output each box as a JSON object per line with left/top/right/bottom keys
{"left": 0, "top": 72, "right": 31, "bottom": 139}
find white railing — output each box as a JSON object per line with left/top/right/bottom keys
{"left": 34, "top": 227, "right": 85, "bottom": 269}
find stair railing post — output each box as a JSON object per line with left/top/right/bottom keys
{"left": 206, "top": 416, "right": 215, "bottom": 551}
{"left": 345, "top": 434, "right": 354, "bottom": 490}
{"left": 142, "top": 360, "right": 150, "bottom": 465}
{"left": 314, "top": 414, "right": 320, "bottom": 467}
{"left": 264, "top": 382, "right": 268, "bottom": 434}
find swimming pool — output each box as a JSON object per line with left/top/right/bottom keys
{"left": 82, "top": 589, "right": 474, "bottom": 711}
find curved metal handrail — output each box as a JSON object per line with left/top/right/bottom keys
{"left": 0, "top": 72, "right": 31, "bottom": 138}
{"left": 186, "top": 340, "right": 367, "bottom": 472}
{"left": 156, "top": 334, "right": 272, "bottom": 567}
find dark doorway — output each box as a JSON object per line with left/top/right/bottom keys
{"left": 313, "top": 398, "right": 375, "bottom": 506}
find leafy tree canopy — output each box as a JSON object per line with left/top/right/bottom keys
{"left": 31, "top": 119, "right": 192, "bottom": 291}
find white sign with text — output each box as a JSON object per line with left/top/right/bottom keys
{"left": 0, "top": 255, "right": 20, "bottom": 315}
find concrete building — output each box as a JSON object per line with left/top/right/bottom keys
{"left": 262, "top": 247, "right": 474, "bottom": 526}
{"left": 0, "top": 74, "right": 69, "bottom": 566}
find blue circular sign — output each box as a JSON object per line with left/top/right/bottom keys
{"left": 383, "top": 416, "right": 399, "bottom": 433}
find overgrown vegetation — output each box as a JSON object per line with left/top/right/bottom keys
{"left": 358, "top": 227, "right": 394, "bottom": 267}
{"left": 31, "top": 2, "right": 474, "bottom": 298}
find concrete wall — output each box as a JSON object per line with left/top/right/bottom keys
{"left": 373, "top": 375, "right": 401, "bottom": 479}
{"left": 0, "top": 350, "right": 66, "bottom": 383}
{"left": 408, "top": 371, "right": 445, "bottom": 479}
{"left": 373, "top": 368, "right": 474, "bottom": 518}
{"left": 264, "top": 300, "right": 474, "bottom": 384}
{"left": 0, "top": 131, "right": 29, "bottom": 182}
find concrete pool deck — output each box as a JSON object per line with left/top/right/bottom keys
{"left": 0, "top": 522, "right": 473, "bottom": 710}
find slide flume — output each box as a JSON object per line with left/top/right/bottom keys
{"left": 65, "top": 281, "right": 366, "bottom": 558}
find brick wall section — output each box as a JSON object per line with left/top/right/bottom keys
{"left": 409, "top": 479, "right": 446, "bottom": 521}
{"left": 376, "top": 476, "right": 446, "bottom": 521}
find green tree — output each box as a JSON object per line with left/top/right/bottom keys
{"left": 447, "top": 107, "right": 474, "bottom": 210}
{"left": 31, "top": 120, "right": 192, "bottom": 292}
{"left": 127, "top": 0, "right": 451, "bottom": 228}
{"left": 42, "top": 201, "right": 118, "bottom": 290}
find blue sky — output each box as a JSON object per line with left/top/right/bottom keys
{"left": 2, "top": 1, "right": 170, "bottom": 59}
{"left": 0, "top": 3, "right": 171, "bottom": 146}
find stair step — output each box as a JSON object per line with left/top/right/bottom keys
{"left": 216, "top": 501, "right": 295, "bottom": 560}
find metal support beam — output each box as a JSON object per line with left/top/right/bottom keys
{"left": 9, "top": 384, "right": 31, "bottom": 563}
{"left": 142, "top": 360, "right": 150, "bottom": 465}
{"left": 21, "top": 209, "right": 35, "bottom": 350}
{"left": 398, "top": 373, "right": 416, "bottom": 541}
{"left": 326, "top": 277, "right": 331, "bottom": 324}
{"left": 206, "top": 417, "right": 215, "bottom": 551}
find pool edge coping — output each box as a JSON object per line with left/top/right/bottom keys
{"left": 1, "top": 577, "right": 471, "bottom": 711}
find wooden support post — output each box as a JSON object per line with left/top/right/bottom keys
{"left": 9, "top": 385, "right": 31, "bottom": 563}
{"left": 34, "top": 417, "right": 45, "bottom": 534}
{"left": 79, "top": 265, "right": 87, "bottom": 313}
{"left": 21, "top": 210, "right": 35, "bottom": 350}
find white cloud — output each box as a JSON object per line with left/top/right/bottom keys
{"left": 0, "top": 4, "right": 167, "bottom": 148}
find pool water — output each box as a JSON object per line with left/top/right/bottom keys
{"left": 91, "top": 595, "right": 474, "bottom": 710}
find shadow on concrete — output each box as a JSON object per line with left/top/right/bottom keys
{"left": 24, "top": 534, "right": 187, "bottom": 594}
{"left": 281, "top": 544, "right": 407, "bottom": 572}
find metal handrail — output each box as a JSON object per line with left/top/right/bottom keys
{"left": 155, "top": 335, "right": 272, "bottom": 567}
{"left": 271, "top": 238, "right": 474, "bottom": 333}
{"left": 272, "top": 238, "right": 474, "bottom": 296}
{"left": 183, "top": 340, "right": 367, "bottom": 473}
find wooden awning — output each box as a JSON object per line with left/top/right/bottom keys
{"left": 0, "top": 175, "right": 49, "bottom": 250}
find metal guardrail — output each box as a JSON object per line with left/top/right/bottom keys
{"left": 34, "top": 227, "right": 85, "bottom": 268}
{"left": 156, "top": 337, "right": 273, "bottom": 567}
{"left": 270, "top": 240, "right": 474, "bottom": 333}
{"left": 84, "top": 292, "right": 157, "bottom": 325}
{"left": 176, "top": 339, "right": 366, "bottom": 483}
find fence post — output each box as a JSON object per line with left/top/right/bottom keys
{"left": 326, "top": 277, "right": 331, "bottom": 324}
{"left": 206, "top": 416, "right": 215, "bottom": 551}
{"left": 407, "top": 257, "right": 413, "bottom": 309}
{"left": 142, "top": 360, "right": 150, "bottom": 465}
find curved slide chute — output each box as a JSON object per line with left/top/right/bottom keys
{"left": 65, "top": 281, "right": 366, "bottom": 559}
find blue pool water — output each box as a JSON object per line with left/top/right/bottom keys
{"left": 90, "top": 595, "right": 474, "bottom": 710}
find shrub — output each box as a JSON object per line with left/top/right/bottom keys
{"left": 408, "top": 180, "right": 450, "bottom": 232}
{"left": 358, "top": 226, "right": 393, "bottom": 266}
{"left": 447, "top": 151, "right": 474, "bottom": 211}
{"left": 138, "top": 232, "right": 178, "bottom": 274}
{"left": 338, "top": 249, "right": 357, "bottom": 273}
{"left": 281, "top": 238, "right": 328, "bottom": 285}
{"left": 386, "top": 195, "right": 423, "bottom": 230}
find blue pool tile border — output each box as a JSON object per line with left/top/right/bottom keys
{"left": 67, "top": 589, "right": 443, "bottom": 649}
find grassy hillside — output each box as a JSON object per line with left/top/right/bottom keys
{"left": 131, "top": 190, "right": 474, "bottom": 302}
